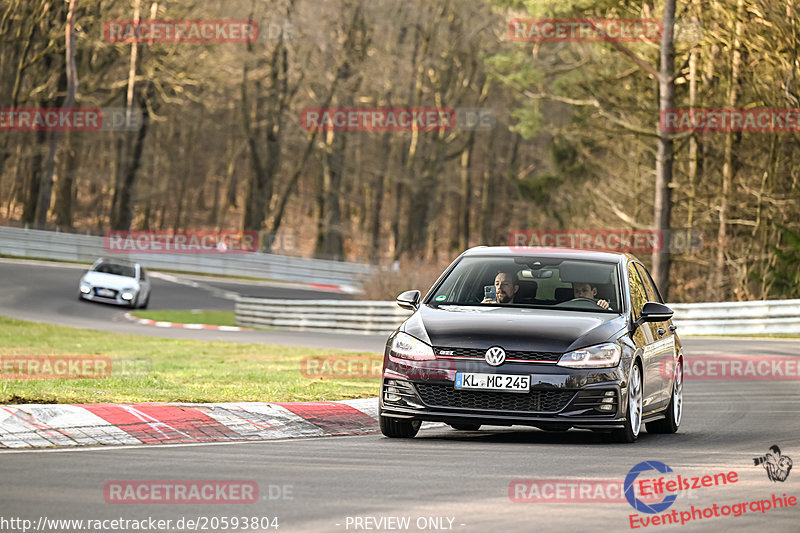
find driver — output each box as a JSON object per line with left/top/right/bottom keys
{"left": 572, "top": 282, "right": 611, "bottom": 309}
{"left": 482, "top": 271, "right": 519, "bottom": 304}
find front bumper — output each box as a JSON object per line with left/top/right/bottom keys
{"left": 379, "top": 354, "right": 628, "bottom": 429}
{"left": 79, "top": 287, "right": 137, "bottom": 306}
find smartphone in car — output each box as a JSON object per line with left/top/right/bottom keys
{"left": 484, "top": 285, "right": 496, "bottom": 302}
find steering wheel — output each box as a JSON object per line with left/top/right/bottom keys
{"left": 555, "top": 297, "right": 602, "bottom": 309}
{"left": 565, "top": 297, "right": 613, "bottom": 311}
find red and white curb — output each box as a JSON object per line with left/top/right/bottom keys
{"left": 0, "top": 398, "right": 383, "bottom": 449}
{"left": 151, "top": 271, "right": 360, "bottom": 296}
{"left": 308, "top": 282, "right": 359, "bottom": 294}
{"left": 124, "top": 312, "right": 247, "bottom": 331}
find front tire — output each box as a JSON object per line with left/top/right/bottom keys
{"left": 647, "top": 359, "right": 682, "bottom": 434}
{"left": 610, "top": 362, "right": 643, "bottom": 443}
{"left": 380, "top": 415, "right": 421, "bottom": 438}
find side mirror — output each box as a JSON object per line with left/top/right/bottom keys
{"left": 396, "top": 290, "right": 421, "bottom": 310}
{"left": 636, "top": 302, "right": 674, "bottom": 324}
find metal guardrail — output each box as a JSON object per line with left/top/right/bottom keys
{"left": 670, "top": 299, "right": 800, "bottom": 336}
{"left": 236, "top": 297, "right": 413, "bottom": 335}
{"left": 236, "top": 297, "right": 800, "bottom": 337}
{"left": 0, "top": 226, "right": 374, "bottom": 288}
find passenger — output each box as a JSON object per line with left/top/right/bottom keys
{"left": 482, "top": 271, "right": 519, "bottom": 304}
{"left": 572, "top": 282, "right": 611, "bottom": 309}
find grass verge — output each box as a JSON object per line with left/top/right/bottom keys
{"left": 0, "top": 316, "right": 381, "bottom": 404}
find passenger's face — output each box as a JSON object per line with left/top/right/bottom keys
{"left": 573, "top": 283, "right": 596, "bottom": 299}
{"left": 495, "top": 274, "right": 517, "bottom": 303}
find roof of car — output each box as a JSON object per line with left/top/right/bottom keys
{"left": 94, "top": 258, "right": 140, "bottom": 267}
{"left": 461, "top": 246, "right": 634, "bottom": 262}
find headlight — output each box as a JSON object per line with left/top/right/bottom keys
{"left": 80, "top": 284, "right": 91, "bottom": 294}
{"left": 557, "top": 342, "right": 621, "bottom": 369}
{"left": 390, "top": 332, "right": 435, "bottom": 360}
{"left": 121, "top": 290, "right": 135, "bottom": 301}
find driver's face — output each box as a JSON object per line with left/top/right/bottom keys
{"left": 495, "top": 273, "right": 518, "bottom": 303}
{"left": 573, "top": 283, "right": 596, "bottom": 299}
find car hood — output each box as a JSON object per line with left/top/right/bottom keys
{"left": 81, "top": 271, "right": 138, "bottom": 290}
{"left": 402, "top": 304, "right": 627, "bottom": 353}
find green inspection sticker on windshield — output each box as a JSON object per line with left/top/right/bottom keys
{"left": 435, "top": 295, "right": 447, "bottom": 301}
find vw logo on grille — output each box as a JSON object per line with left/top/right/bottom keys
{"left": 485, "top": 346, "right": 506, "bottom": 366}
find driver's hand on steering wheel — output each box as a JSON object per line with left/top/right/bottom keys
{"left": 597, "top": 299, "right": 610, "bottom": 310}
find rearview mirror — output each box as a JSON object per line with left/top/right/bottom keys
{"left": 636, "top": 302, "right": 674, "bottom": 324}
{"left": 396, "top": 290, "right": 421, "bottom": 310}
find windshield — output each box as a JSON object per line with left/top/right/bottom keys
{"left": 428, "top": 256, "right": 621, "bottom": 313}
{"left": 92, "top": 263, "right": 135, "bottom": 278}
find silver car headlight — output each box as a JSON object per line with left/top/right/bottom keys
{"left": 79, "top": 283, "right": 92, "bottom": 294}
{"left": 121, "top": 289, "right": 135, "bottom": 301}
{"left": 557, "top": 342, "right": 621, "bottom": 369}
{"left": 390, "top": 332, "right": 435, "bottom": 360}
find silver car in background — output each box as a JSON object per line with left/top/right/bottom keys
{"left": 78, "top": 259, "right": 151, "bottom": 308}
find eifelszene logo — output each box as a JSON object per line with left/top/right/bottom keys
{"left": 625, "top": 461, "right": 678, "bottom": 514}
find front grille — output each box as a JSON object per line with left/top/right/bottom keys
{"left": 414, "top": 383, "right": 575, "bottom": 413}
{"left": 434, "top": 347, "right": 560, "bottom": 363}
{"left": 93, "top": 287, "right": 118, "bottom": 298}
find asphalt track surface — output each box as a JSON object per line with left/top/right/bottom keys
{"left": 1, "top": 259, "right": 800, "bottom": 532}
{"left": 0, "top": 259, "right": 383, "bottom": 352}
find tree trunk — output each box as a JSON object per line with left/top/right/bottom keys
{"left": 1, "top": 1, "right": 38, "bottom": 213}
{"left": 685, "top": 0, "right": 701, "bottom": 233}
{"left": 112, "top": 100, "right": 149, "bottom": 230}
{"left": 404, "top": 137, "right": 445, "bottom": 257}
{"left": 651, "top": 0, "right": 676, "bottom": 300}
{"left": 111, "top": 0, "right": 158, "bottom": 230}
{"left": 314, "top": 130, "right": 346, "bottom": 260}
{"left": 712, "top": 0, "right": 745, "bottom": 297}
{"left": 460, "top": 134, "right": 475, "bottom": 250}
{"left": 480, "top": 132, "right": 497, "bottom": 244}
{"left": 54, "top": 135, "right": 78, "bottom": 227}
{"left": 38, "top": 0, "right": 79, "bottom": 228}
{"left": 369, "top": 131, "right": 392, "bottom": 263}
{"left": 22, "top": 130, "right": 46, "bottom": 225}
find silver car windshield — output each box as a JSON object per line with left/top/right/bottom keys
{"left": 92, "top": 263, "right": 136, "bottom": 278}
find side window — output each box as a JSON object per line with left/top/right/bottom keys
{"left": 139, "top": 267, "right": 147, "bottom": 281}
{"left": 633, "top": 263, "right": 663, "bottom": 303}
{"left": 628, "top": 263, "right": 648, "bottom": 320}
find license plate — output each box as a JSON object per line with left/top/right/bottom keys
{"left": 455, "top": 372, "right": 530, "bottom": 393}
{"left": 97, "top": 289, "right": 115, "bottom": 297}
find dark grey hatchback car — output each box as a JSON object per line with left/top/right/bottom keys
{"left": 379, "top": 246, "right": 684, "bottom": 443}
